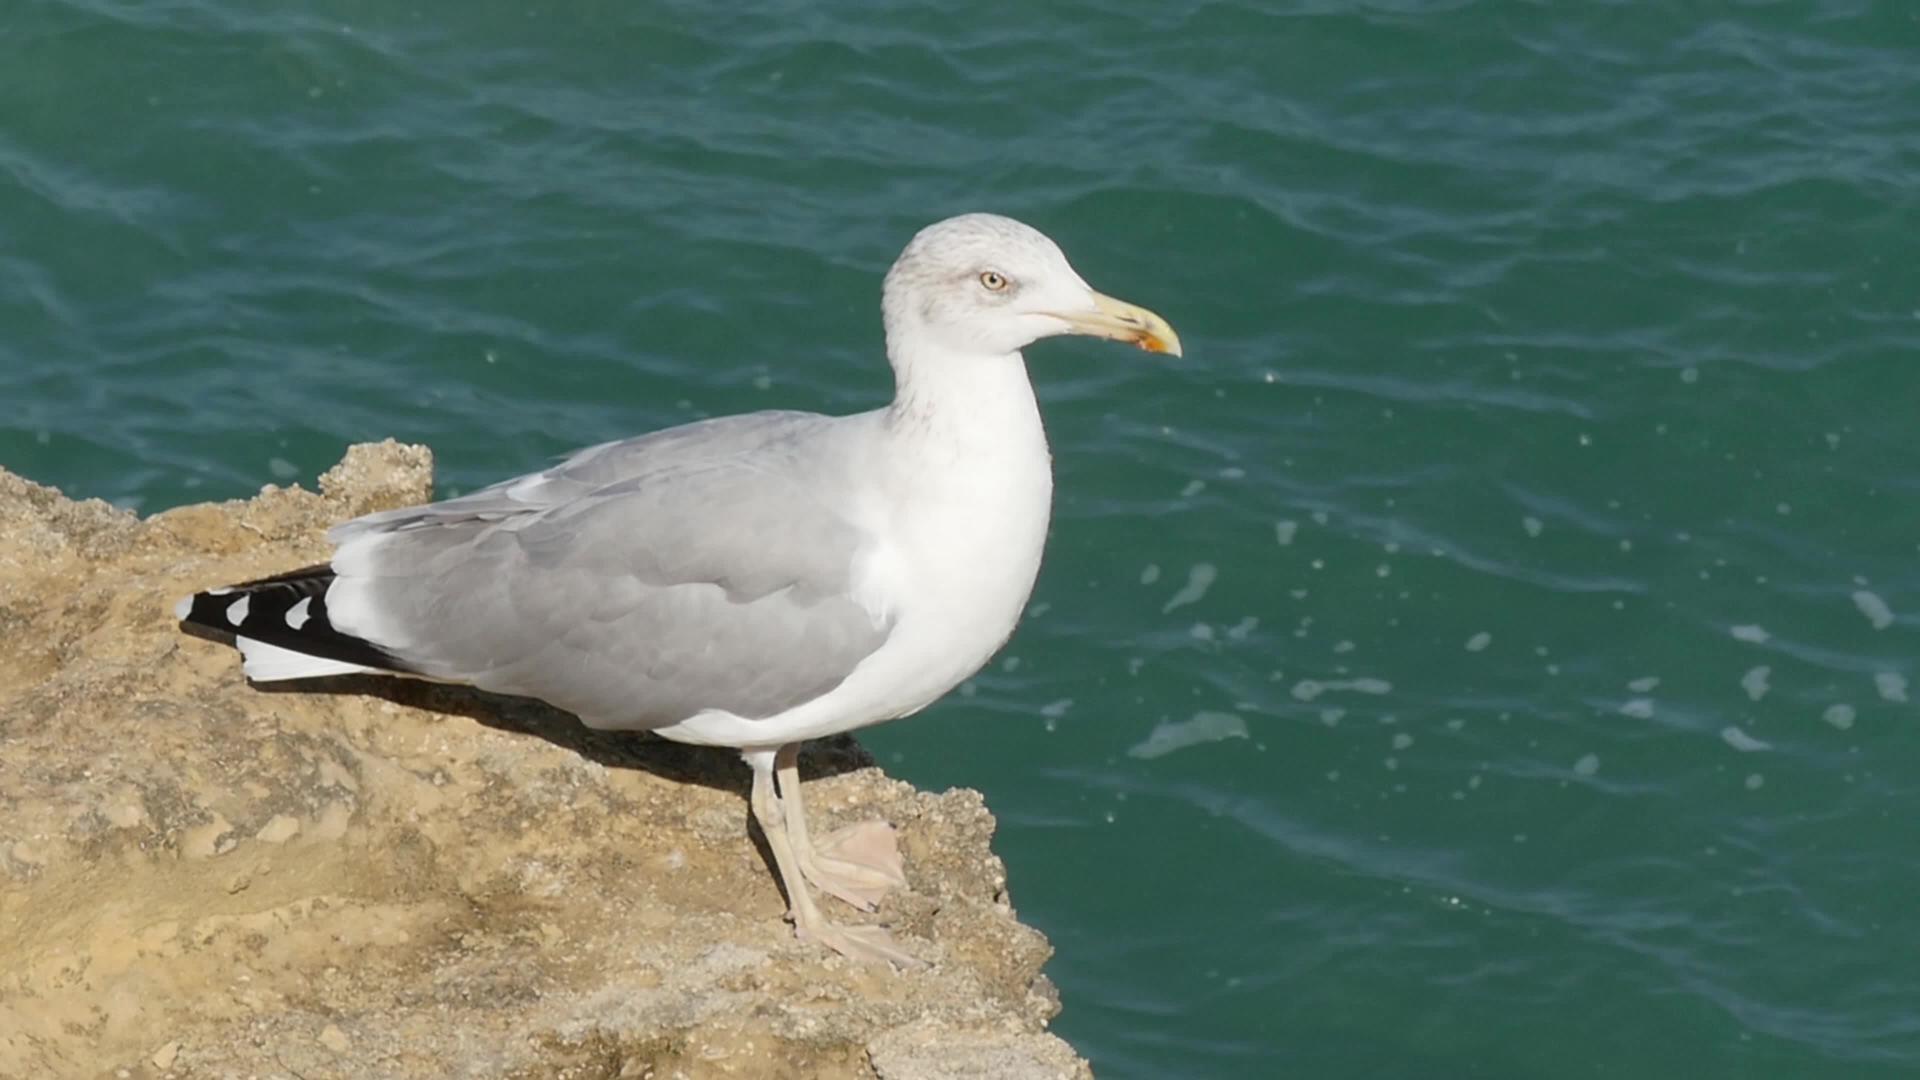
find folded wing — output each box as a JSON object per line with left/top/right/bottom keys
{"left": 323, "top": 411, "right": 894, "bottom": 729}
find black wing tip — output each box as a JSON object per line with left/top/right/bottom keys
{"left": 174, "top": 566, "right": 416, "bottom": 676}
{"left": 174, "top": 563, "right": 334, "bottom": 629}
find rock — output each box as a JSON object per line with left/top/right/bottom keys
{"left": 318, "top": 1023, "right": 353, "bottom": 1055}
{"left": 0, "top": 443, "right": 1090, "bottom": 1079}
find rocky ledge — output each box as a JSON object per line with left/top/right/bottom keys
{"left": 0, "top": 442, "right": 1088, "bottom": 1080}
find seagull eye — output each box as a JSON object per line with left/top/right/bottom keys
{"left": 978, "top": 270, "right": 1009, "bottom": 292}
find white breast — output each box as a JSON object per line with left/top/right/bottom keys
{"left": 658, "top": 350, "right": 1055, "bottom": 750}
{"left": 856, "top": 435, "right": 1054, "bottom": 714}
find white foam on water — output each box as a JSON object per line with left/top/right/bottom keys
{"left": 1127, "top": 710, "right": 1249, "bottom": 760}
{"left": 1275, "top": 520, "right": 1298, "bottom": 546}
{"left": 1139, "top": 563, "right": 1161, "bottom": 586}
{"left": 1745, "top": 773, "right": 1765, "bottom": 790}
{"left": 1573, "top": 753, "right": 1600, "bottom": 776}
{"left": 1731, "top": 624, "right": 1770, "bottom": 644}
{"left": 1619, "top": 699, "right": 1655, "bottom": 719}
{"left": 1162, "top": 563, "right": 1217, "bottom": 613}
{"left": 1628, "top": 676, "right": 1660, "bottom": 693}
{"left": 1875, "top": 672, "right": 1908, "bottom": 703}
{"left": 1741, "top": 666, "right": 1771, "bottom": 702}
{"left": 1823, "top": 703, "right": 1856, "bottom": 731}
{"left": 1466, "top": 631, "right": 1492, "bottom": 652}
{"left": 1853, "top": 590, "right": 1894, "bottom": 630}
{"left": 1522, "top": 516, "right": 1543, "bottom": 538}
{"left": 1290, "top": 676, "right": 1391, "bottom": 702}
{"left": 1721, "top": 726, "right": 1769, "bottom": 752}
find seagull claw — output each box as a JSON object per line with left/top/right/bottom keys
{"left": 800, "top": 819, "right": 909, "bottom": 912}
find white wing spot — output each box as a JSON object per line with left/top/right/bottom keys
{"left": 286, "top": 597, "right": 313, "bottom": 630}
{"left": 225, "top": 596, "right": 251, "bottom": 626}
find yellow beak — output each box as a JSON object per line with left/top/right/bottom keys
{"left": 1053, "top": 291, "right": 1183, "bottom": 357}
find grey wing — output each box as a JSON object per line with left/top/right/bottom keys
{"left": 330, "top": 410, "right": 827, "bottom": 541}
{"left": 324, "top": 411, "right": 893, "bottom": 728}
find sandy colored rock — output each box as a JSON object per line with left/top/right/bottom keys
{"left": 0, "top": 442, "right": 1090, "bottom": 1079}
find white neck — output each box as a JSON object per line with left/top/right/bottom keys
{"left": 885, "top": 342, "right": 1047, "bottom": 456}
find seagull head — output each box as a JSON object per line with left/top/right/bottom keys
{"left": 881, "top": 213, "right": 1182, "bottom": 362}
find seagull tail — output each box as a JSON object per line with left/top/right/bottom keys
{"left": 173, "top": 564, "right": 414, "bottom": 682}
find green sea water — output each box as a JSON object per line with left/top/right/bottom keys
{"left": 6, "top": 1, "right": 1920, "bottom": 1076}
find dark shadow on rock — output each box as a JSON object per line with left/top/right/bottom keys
{"left": 267, "top": 673, "right": 856, "bottom": 906}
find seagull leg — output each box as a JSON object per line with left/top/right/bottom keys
{"left": 775, "top": 743, "right": 909, "bottom": 912}
{"left": 745, "top": 748, "right": 919, "bottom": 968}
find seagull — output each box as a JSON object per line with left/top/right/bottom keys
{"left": 175, "top": 213, "right": 1181, "bottom": 965}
